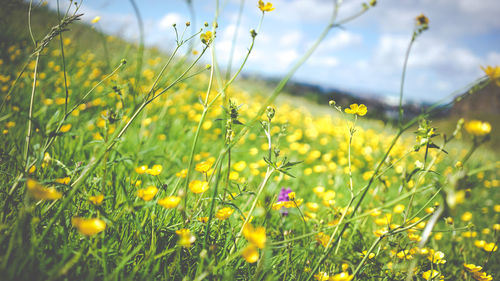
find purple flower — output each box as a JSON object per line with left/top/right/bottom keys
{"left": 278, "top": 188, "right": 292, "bottom": 202}
{"left": 277, "top": 188, "right": 292, "bottom": 216}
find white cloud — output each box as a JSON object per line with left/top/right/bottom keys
{"left": 277, "top": 49, "right": 299, "bottom": 69}
{"left": 308, "top": 55, "right": 339, "bottom": 67}
{"left": 279, "top": 31, "right": 303, "bottom": 47}
{"left": 322, "top": 30, "right": 362, "bottom": 50}
{"left": 486, "top": 52, "right": 500, "bottom": 65}
{"left": 158, "top": 13, "right": 185, "bottom": 30}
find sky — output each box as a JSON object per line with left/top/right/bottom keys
{"left": 46, "top": 0, "right": 500, "bottom": 103}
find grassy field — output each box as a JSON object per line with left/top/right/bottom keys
{"left": 0, "top": 1, "right": 498, "bottom": 280}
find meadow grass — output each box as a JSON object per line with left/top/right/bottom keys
{"left": 0, "top": 1, "right": 498, "bottom": 280}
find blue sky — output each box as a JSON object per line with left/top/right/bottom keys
{"left": 47, "top": 0, "right": 500, "bottom": 102}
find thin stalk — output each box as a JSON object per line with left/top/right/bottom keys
{"left": 56, "top": 0, "right": 70, "bottom": 115}
{"left": 129, "top": 0, "right": 145, "bottom": 95}
{"left": 183, "top": 44, "right": 215, "bottom": 211}
{"left": 228, "top": 167, "right": 274, "bottom": 255}
{"left": 225, "top": 0, "right": 245, "bottom": 82}
{"left": 398, "top": 32, "right": 415, "bottom": 128}
{"left": 28, "top": 0, "right": 36, "bottom": 46}
{"left": 24, "top": 53, "right": 40, "bottom": 169}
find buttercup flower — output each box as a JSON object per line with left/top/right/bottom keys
{"left": 158, "top": 196, "right": 181, "bottom": 209}
{"left": 258, "top": 0, "right": 275, "bottom": 12}
{"left": 146, "top": 164, "right": 163, "bottom": 176}
{"left": 345, "top": 103, "right": 367, "bottom": 116}
{"left": 481, "top": 65, "right": 500, "bottom": 86}
{"left": 72, "top": 217, "right": 106, "bottom": 236}
{"left": 330, "top": 272, "right": 354, "bottom": 281}
{"left": 26, "top": 179, "right": 62, "bottom": 200}
{"left": 242, "top": 244, "right": 259, "bottom": 263}
{"left": 422, "top": 270, "right": 442, "bottom": 280}
{"left": 243, "top": 223, "right": 266, "bottom": 249}
{"left": 89, "top": 194, "right": 104, "bottom": 206}
{"left": 200, "top": 31, "right": 213, "bottom": 45}
{"left": 215, "top": 207, "right": 234, "bottom": 220}
{"left": 91, "top": 16, "right": 101, "bottom": 24}
{"left": 195, "top": 158, "right": 214, "bottom": 173}
{"left": 473, "top": 271, "right": 493, "bottom": 281}
{"left": 189, "top": 180, "right": 209, "bottom": 194}
{"left": 176, "top": 228, "right": 196, "bottom": 248}
{"left": 464, "top": 263, "right": 482, "bottom": 273}
{"left": 60, "top": 124, "right": 72, "bottom": 132}
{"left": 137, "top": 186, "right": 158, "bottom": 201}
{"left": 135, "top": 165, "right": 148, "bottom": 174}
{"left": 416, "top": 14, "right": 429, "bottom": 26}
{"left": 465, "top": 120, "right": 491, "bottom": 136}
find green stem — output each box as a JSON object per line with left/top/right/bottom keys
{"left": 228, "top": 167, "right": 274, "bottom": 255}
{"left": 24, "top": 53, "right": 40, "bottom": 170}
{"left": 225, "top": 0, "right": 245, "bottom": 83}
{"left": 129, "top": 0, "right": 145, "bottom": 96}
{"left": 398, "top": 33, "right": 415, "bottom": 128}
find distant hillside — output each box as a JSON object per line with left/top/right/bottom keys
{"left": 243, "top": 75, "right": 437, "bottom": 123}
{"left": 450, "top": 82, "right": 500, "bottom": 117}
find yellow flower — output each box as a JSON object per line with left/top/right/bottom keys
{"left": 422, "top": 270, "right": 442, "bottom": 280}
{"left": 146, "top": 164, "right": 163, "bottom": 176}
{"left": 28, "top": 165, "right": 36, "bottom": 174}
{"left": 233, "top": 160, "right": 247, "bottom": 172}
{"left": 330, "top": 272, "right": 354, "bottom": 281}
{"left": 243, "top": 223, "right": 266, "bottom": 249}
{"left": 416, "top": 14, "right": 429, "bottom": 26}
{"left": 344, "top": 103, "right": 367, "bottom": 116}
{"left": 393, "top": 204, "right": 405, "bottom": 214}
{"left": 465, "top": 120, "right": 491, "bottom": 136}
{"left": 216, "top": 207, "right": 234, "bottom": 220}
{"left": 483, "top": 242, "right": 497, "bottom": 252}
{"left": 461, "top": 211, "right": 473, "bottom": 222}
{"left": 60, "top": 124, "right": 72, "bottom": 133}
{"left": 316, "top": 232, "right": 330, "bottom": 247}
{"left": 26, "top": 179, "right": 62, "bottom": 200}
{"left": 473, "top": 271, "right": 493, "bottom": 281}
{"left": 306, "top": 202, "right": 319, "bottom": 212}
{"left": 55, "top": 176, "right": 71, "bottom": 185}
{"left": 427, "top": 249, "right": 446, "bottom": 264}
{"left": 463, "top": 263, "right": 482, "bottom": 273}
{"left": 176, "top": 168, "right": 187, "bottom": 178}
{"left": 197, "top": 216, "right": 208, "bottom": 223}
{"left": 137, "top": 186, "right": 158, "bottom": 201}
{"left": 396, "top": 249, "right": 413, "bottom": 260}
{"left": 6, "top": 121, "right": 15, "bottom": 128}
{"left": 89, "top": 194, "right": 104, "bottom": 206}
{"left": 91, "top": 16, "right": 101, "bottom": 24}
{"left": 189, "top": 180, "right": 209, "bottom": 194}
{"left": 313, "top": 272, "right": 329, "bottom": 281}
{"left": 158, "top": 196, "right": 181, "bottom": 209}
{"left": 272, "top": 201, "right": 284, "bottom": 210}
{"left": 72, "top": 217, "right": 106, "bottom": 236}
{"left": 135, "top": 165, "right": 148, "bottom": 174}
{"left": 200, "top": 31, "right": 213, "bottom": 45}
{"left": 258, "top": 0, "right": 275, "bottom": 12}
{"left": 241, "top": 244, "right": 259, "bottom": 263}
{"left": 195, "top": 158, "right": 214, "bottom": 173}
{"left": 176, "top": 228, "right": 196, "bottom": 248}
{"left": 361, "top": 250, "right": 375, "bottom": 259}
{"left": 481, "top": 65, "right": 500, "bottom": 86}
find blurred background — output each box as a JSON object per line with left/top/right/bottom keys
{"left": 41, "top": 0, "right": 500, "bottom": 102}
